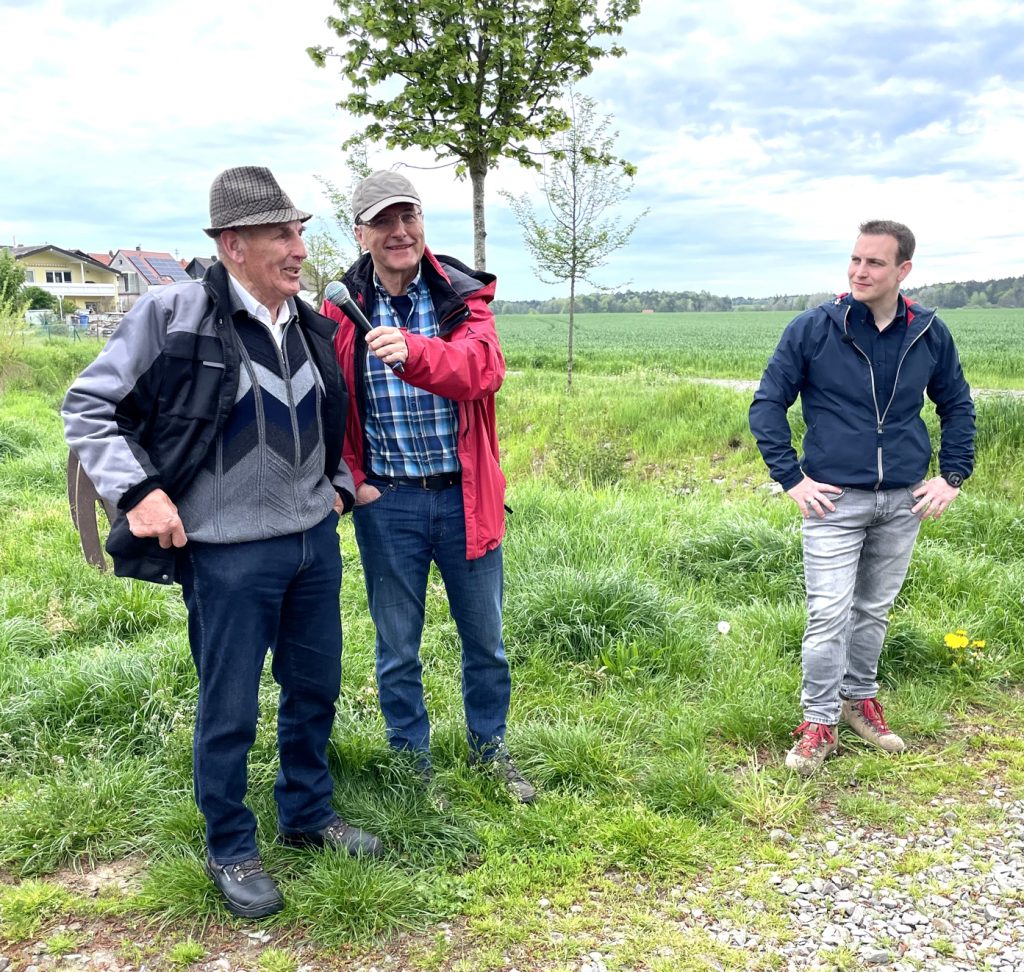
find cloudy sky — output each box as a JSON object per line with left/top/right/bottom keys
{"left": 3, "top": 0, "right": 1022, "bottom": 301}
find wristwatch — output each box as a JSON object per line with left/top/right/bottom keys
{"left": 942, "top": 471, "right": 964, "bottom": 488}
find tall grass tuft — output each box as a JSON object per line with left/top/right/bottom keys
{"left": 287, "top": 855, "right": 441, "bottom": 944}
{"left": 505, "top": 564, "right": 687, "bottom": 667}
{"left": 0, "top": 759, "right": 164, "bottom": 875}
{"left": 640, "top": 748, "right": 733, "bottom": 821}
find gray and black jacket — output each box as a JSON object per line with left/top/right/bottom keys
{"left": 62, "top": 261, "right": 351, "bottom": 584}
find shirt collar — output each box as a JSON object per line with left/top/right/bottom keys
{"left": 373, "top": 269, "right": 424, "bottom": 300}
{"left": 226, "top": 272, "right": 295, "bottom": 328}
{"left": 845, "top": 294, "right": 908, "bottom": 327}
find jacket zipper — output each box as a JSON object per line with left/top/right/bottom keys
{"left": 842, "top": 307, "right": 935, "bottom": 488}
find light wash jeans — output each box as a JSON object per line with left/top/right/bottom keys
{"left": 799, "top": 486, "right": 922, "bottom": 725}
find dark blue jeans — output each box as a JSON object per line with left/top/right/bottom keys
{"left": 178, "top": 512, "right": 343, "bottom": 864}
{"left": 352, "top": 480, "right": 509, "bottom": 763}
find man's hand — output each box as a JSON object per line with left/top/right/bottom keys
{"left": 354, "top": 482, "right": 382, "bottom": 507}
{"left": 126, "top": 489, "right": 187, "bottom": 548}
{"left": 786, "top": 476, "right": 843, "bottom": 519}
{"left": 912, "top": 476, "right": 959, "bottom": 520}
{"left": 366, "top": 325, "right": 409, "bottom": 368}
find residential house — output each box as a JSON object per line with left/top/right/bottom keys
{"left": 109, "top": 246, "right": 192, "bottom": 310}
{"left": 185, "top": 256, "right": 217, "bottom": 280}
{"left": 10, "top": 245, "right": 122, "bottom": 313}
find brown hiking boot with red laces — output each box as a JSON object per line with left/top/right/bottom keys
{"left": 785, "top": 721, "right": 838, "bottom": 776}
{"left": 841, "top": 697, "right": 906, "bottom": 753}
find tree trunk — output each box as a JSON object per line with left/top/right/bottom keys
{"left": 470, "top": 158, "right": 487, "bottom": 271}
{"left": 567, "top": 274, "right": 576, "bottom": 393}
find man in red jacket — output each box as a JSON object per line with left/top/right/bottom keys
{"left": 321, "top": 171, "right": 535, "bottom": 804}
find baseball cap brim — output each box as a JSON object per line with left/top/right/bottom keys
{"left": 357, "top": 195, "right": 422, "bottom": 223}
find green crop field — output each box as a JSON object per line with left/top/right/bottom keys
{"left": 1, "top": 313, "right": 1022, "bottom": 970}
{"left": 496, "top": 307, "right": 1024, "bottom": 389}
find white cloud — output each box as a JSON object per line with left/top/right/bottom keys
{"left": 2, "top": 0, "right": 1022, "bottom": 300}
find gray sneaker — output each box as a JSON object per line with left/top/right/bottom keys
{"left": 785, "top": 721, "right": 838, "bottom": 776}
{"left": 417, "top": 766, "right": 452, "bottom": 812}
{"left": 475, "top": 751, "right": 537, "bottom": 803}
{"left": 841, "top": 698, "right": 906, "bottom": 753}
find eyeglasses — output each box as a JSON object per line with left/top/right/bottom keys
{"left": 359, "top": 210, "right": 422, "bottom": 231}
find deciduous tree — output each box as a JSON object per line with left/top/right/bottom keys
{"left": 301, "top": 226, "right": 347, "bottom": 307}
{"left": 0, "top": 248, "right": 26, "bottom": 311}
{"left": 502, "top": 93, "right": 646, "bottom": 390}
{"left": 308, "top": 0, "right": 640, "bottom": 270}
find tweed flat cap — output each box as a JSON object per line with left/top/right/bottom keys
{"left": 352, "top": 170, "right": 421, "bottom": 223}
{"left": 204, "top": 166, "right": 312, "bottom": 237}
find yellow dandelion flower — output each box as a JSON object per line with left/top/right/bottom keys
{"left": 970, "top": 640, "right": 986, "bottom": 650}
{"left": 944, "top": 632, "right": 969, "bottom": 650}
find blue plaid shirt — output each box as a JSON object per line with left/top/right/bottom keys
{"left": 363, "top": 272, "right": 460, "bottom": 477}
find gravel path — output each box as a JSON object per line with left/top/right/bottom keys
{"left": 676, "top": 790, "right": 1024, "bottom": 971}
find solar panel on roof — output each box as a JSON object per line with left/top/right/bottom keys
{"left": 148, "top": 258, "right": 191, "bottom": 282}
{"left": 127, "top": 253, "right": 161, "bottom": 284}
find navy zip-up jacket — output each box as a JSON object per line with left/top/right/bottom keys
{"left": 749, "top": 294, "right": 975, "bottom": 492}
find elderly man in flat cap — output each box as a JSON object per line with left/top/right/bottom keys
{"left": 320, "top": 170, "right": 536, "bottom": 807}
{"left": 63, "top": 166, "right": 383, "bottom": 920}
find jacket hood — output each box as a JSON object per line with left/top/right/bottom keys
{"left": 823, "top": 292, "right": 934, "bottom": 333}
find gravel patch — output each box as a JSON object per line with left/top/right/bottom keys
{"left": 671, "top": 790, "right": 1024, "bottom": 970}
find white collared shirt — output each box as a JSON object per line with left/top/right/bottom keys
{"left": 227, "top": 274, "right": 293, "bottom": 347}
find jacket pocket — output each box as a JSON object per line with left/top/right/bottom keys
{"left": 158, "top": 353, "right": 223, "bottom": 419}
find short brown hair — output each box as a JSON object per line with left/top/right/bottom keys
{"left": 859, "top": 220, "right": 915, "bottom": 264}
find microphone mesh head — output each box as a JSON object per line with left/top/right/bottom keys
{"left": 324, "top": 280, "right": 348, "bottom": 304}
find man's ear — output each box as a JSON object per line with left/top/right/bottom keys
{"left": 354, "top": 225, "right": 365, "bottom": 251}
{"left": 219, "top": 229, "right": 245, "bottom": 263}
{"left": 897, "top": 260, "right": 912, "bottom": 283}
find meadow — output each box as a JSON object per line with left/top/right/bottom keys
{"left": 1, "top": 308, "right": 1022, "bottom": 970}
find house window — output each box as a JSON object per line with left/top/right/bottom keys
{"left": 23, "top": 270, "right": 35, "bottom": 282}
{"left": 45, "top": 271, "right": 72, "bottom": 283}
{"left": 122, "top": 271, "right": 140, "bottom": 293}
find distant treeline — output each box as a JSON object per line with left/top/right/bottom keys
{"left": 491, "top": 275, "right": 1024, "bottom": 315}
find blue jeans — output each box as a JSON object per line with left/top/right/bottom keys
{"left": 800, "top": 487, "right": 922, "bottom": 725}
{"left": 178, "top": 512, "right": 343, "bottom": 864}
{"left": 352, "top": 479, "right": 509, "bottom": 762}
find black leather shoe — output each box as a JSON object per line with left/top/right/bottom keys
{"left": 278, "top": 815, "right": 384, "bottom": 857}
{"left": 205, "top": 856, "right": 283, "bottom": 919}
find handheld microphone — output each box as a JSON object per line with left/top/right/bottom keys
{"left": 324, "top": 281, "right": 404, "bottom": 374}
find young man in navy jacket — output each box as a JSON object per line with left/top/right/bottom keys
{"left": 749, "top": 220, "right": 975, "bottom": 775}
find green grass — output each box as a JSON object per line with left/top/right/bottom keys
{"left": 1, "top": 316, "right": 1022, "bottom": 968}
